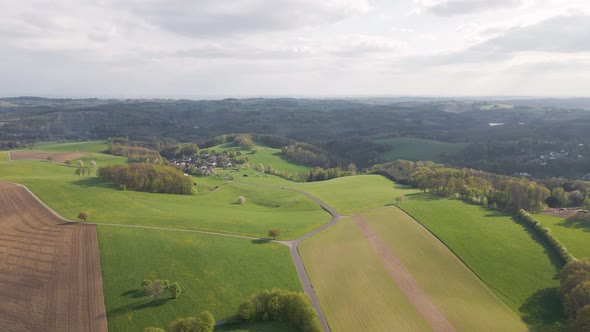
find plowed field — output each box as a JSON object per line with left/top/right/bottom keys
{"left": 0, "top": 182, "right": 107, "bottom": 331}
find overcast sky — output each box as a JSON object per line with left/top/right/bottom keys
{"left": 1, "top": 0, "right": 589, "bottom": 98}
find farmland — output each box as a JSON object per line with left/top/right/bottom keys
{"left": 292, "top": 175, "right": 418, "bottom": 215}
{"left": 98, "top": 226, "right": 301, "bottom": 332}
{"left": 374, "top": 137, "right": 467, "bottom": 162}
{"left": 0, "top": 182, "right": 107, "bottom": 331}
{"left": 400, "top": 196, "right": 565, "bottom": 331}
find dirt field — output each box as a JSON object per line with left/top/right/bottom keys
{"left": 0, "top": 182, "right": 107, "bottom": 331}
{"left": 9, "top": 151, "right": 88, "bottom": 163}
{"left": 353, "top": 215, "right": 456, "bottom": 332}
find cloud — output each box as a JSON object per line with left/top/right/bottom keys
{"left": 129, "top": 0, "right": 372, "bottom": 37}
{"left": 416, "top": 0, "right": 526, "bottom": 16}
{"left": 330, "top": 34, "right": 406, "bottom": 57}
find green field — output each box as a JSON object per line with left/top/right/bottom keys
{"left": 300, "top": 216, "right": 432, "bottom": 332}
{"left": 35, "top": 141, "right": 108, "bottom": 153}
{"left": 375, "top": 137, "right": 467, "bottom": 162}
{"left": 206, "top": 143, "right": 312, "bottom": 176}
{"left": 364, "top": 207, "right": 527, "bottom": 331}
{"left": 98, "top": 226, "right": 301, "bottom": 332}
{"left": 292, "top": 175, "right": 418, "bottom": 215}
{"left": 0, "top": 151, "right": 8, "bottom": 162}
{"left": 534, "top": 213, "right": 590, "bottom": 258}
{"left": 0, "top": 159, "right": 329, "bottom": 239}
{"left": 399, "top": 196, "right": 565, "bottom": 331}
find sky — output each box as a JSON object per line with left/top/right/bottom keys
{"left": 1, "top": 0, "right": 589, "bottom": 98}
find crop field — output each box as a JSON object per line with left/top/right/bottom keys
{"left": 534, "top": 213, "right": 590, "bottom": 258}
{"left": 0, "top": 182, "right": 107, "bottom": 331}
{"left": 363, "top": 207, "right": 527, "bottom": 331}
{"left": 292, "top": 175, "right": 419, "bottom": 215}
{"left": 300, "top": 216, "right": 432, "bottom": 332}
{"left": 98, "top": 226, "right": 301, "bottom": 332}
{"left": 400, "top": 196, "right": 565, "bottom": 330}
{"left": 374, "top": 137, "right": 467, "bottom": 162}
{"left": 10, "top": 150, "right": 89, "bottom": 163}
{"left": 0, "top": 160, "right": 329, "bottom": 239}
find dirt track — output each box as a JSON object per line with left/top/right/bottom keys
{"left": 354, "top": 215, "right": 456, "bottom": 332}
{"left": 10, "top": 151, "right": 88, "bottom": 163}
{"left": 0, "top": 182, "right": 107, "bottom": 331}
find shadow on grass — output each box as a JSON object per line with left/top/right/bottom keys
{"left": 121, "top": 289, "right": 146, "bottom": 299}
{"left": 251, "top": 238, "right": 272, "bottom": 244}
{"left": 519, "top": 287, "right": 566, "bottom": 331}
{"left": 107, "top": 289, "right": 173, "bottom": 317}
{"left": 557, "top": 217, "right": 590, "bottom": 233}
{"left": 69, "top": 177, "right": 115, "bottom": 189}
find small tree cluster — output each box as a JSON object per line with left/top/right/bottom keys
{"left": 168, "top": 311, "right": 214, "bottom": 332}
{"left": 560, "top": 259, "right": 590, "bottom": 330}
{"left": 238, "top": 289, "right": 321, "bottom": 332}
{"left": 234, "top": 135, "right": 255, "bottom": 150}
{"left": 518, "top": 210, "right": 576, "bottom": 264}
{"left": 141, "top": 279, "right": 182, "bottom": 300}
{"left": 98, "top": 163, "right": 195, "bottom": 195}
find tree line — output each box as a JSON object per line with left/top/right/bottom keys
{"left": 106, "top": 143, "right": 162, "bottom": 163}
{"left": 98, "top": 163, "right": 195, "bottom": 195}
{"left": 560, "top": 258, "right": 590, "bottom": 330}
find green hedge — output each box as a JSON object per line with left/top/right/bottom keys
{"left": 518, "top": 209, "right": 577, "bottom": 264}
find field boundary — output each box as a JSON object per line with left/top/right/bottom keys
{"left": 7, "top": 151, "right": 11, "bottom": 161}
{"left": 353, "top": 215, "right": 456, "bottom": 332}
{"left": 395, "top": 202, "right": 521, "bottom": 306}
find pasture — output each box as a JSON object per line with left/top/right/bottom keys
{"left": 400, "top": 196, "right": 565, "bottom": 331}
{"left": 300, "top": 216, "right": 432, "bottom": 332}
{"left": 98, "top": 226, "right": 301, "bottom": 332}
{"left": 534, "top": 213, "right": 590, "bottom": 258}
{"left": 35, "top": 141, "right": 108, "bottom": 153}
{"left": 0, "top": 159, "right": 329, "bottom": 239}
{"left": 374, "top": 137, "right": 467, "bottom": 162}
{"left": 292, "top": 175, "right": 418, "bottom": 215}
{"left": 364, "top": 207, "right": 527, "bottom": 331}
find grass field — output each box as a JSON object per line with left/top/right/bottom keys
{"left": 35, "top": 141, "right": 108, "bottom": 153}
{"left": 300, "top": 216, "right": 432, "bottom": 332}
{"left": 98, "top": 226, "right": 301, "bottom": 332}
{"left": 292, "top": 175, "right": 419, "bottom": 215}
{"left": 0, "top": 151, "right": 8, "bottom": 162}
{"left": 534, "top": 213, "right": 590, "bottom": 258}
{"left": 375, "top": 138, "right": 467, "bottom": 162}
{"left": 0, "top": 160, "right": 329, "bottom": 239}
{"left": 399, "top": 196, "right": 565, "bottom": 331}
{"left": 364, "top": 207, "right": 527, "bottom": 331}
{"left": 206, "top": 143, "right": 312, "bottom": 176}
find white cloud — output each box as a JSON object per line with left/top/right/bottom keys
{"left": 414, "top": 0, "right": 528, "bottom": 16}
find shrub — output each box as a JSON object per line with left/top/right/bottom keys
{"left": 119, "top": 184, "right": 127, "bottom": 191}
{"left": 77, "top": 211, "right": 89, "bottom": 221}
{"left": 169, "top": 283, "right": 182, "bottom": 299}
{"left": 237, "top": 196, "right": 246, "bottom": 204}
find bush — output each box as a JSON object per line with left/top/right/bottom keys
{"left": 518, "top": 210, "right": 576, "bottom": 264}
{"left": 237, "top": 289, "right": 321, "bottom": 332}
{"left": 119, "top": 184, "right": 127, "bottom": 191}
{"left": 168, "top": 311, "right": 214, "bottom": 332}
{"left": 237, "top": 196, "right": 246, "bottom": 204}
{"left": 169, "top": 283, "right": 182, "bottom": 299}
{"left": 77, "top": 211, "right": 89, "bottom": 221}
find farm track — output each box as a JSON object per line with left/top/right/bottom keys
{"left": 353, "top": 215, "right": 456, "bottom": 332}
{"left": 0, "top": 181, "right": 107, "bottom": 331}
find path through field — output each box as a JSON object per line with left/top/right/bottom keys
{"left": 354, "top": 215, "right": 456, "bottom": 332}
{"left": 0, "top": 181, "right": 107, "bottom": 331}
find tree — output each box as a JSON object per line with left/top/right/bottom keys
{"left": 395, "top": 195, "right": 404, "bottom": 204}
{"left": 195, "top": 311, "right": 215, "bottom": 332}
{"left": 169, "top": 318, "right": 196, "bottom": 332}
{"left": 238, "top": 299, "right": 256, "bottom": 321}
{"left": 583, "top": 197, "right": 590, "bottom": 210}
{"left": 234, "top": 135, "right": 255, "bottom": 150}
{"left": 564, "top": 281, "right": 590, "bottom": 319}
{"left": 145, "top": 279, "right": 167, "bottom": 301}
{"left": 169, "top": 282, "right": 182, "bottom": 299}
{"left": 570, "top": 190, "right": 585, "bottom": 206}
{"left": 571, "top": 305, "right": 590, "bottom": 331}
{"left": 77, "top": 211, "right": 89, "bottom": 221}
{"left": 237, "top": 196, "right": 246, "bottom": 204}
{"left": 268, "top": 229, "right": 281, "bottom": 240}
{"left": 89, "top": 160, "right": 97, "bottom": 175}
{"left": 551, "top": 187, "right": 569, "bottom": 207}
{"left": 77, "top": 160, "right": 84, "bottom": 167}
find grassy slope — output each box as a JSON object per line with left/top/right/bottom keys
{"left": 534, "top": 213, "right": 590, "bottom": 258}
{"left": 375, "top": 137, "right": 467, "bottom": 162}
{"left": 300, "top": 217, "right": 431, "bottom": 332}
{"left": 400, "top": 196, "right": 565, "bottom": 331}
{"left": 292, "top": 175, "right": 419, "bottom": 215}
{"left": 0, "top": 160, "right": 328, "bottom": 239}
{"left": 364, "top": 207, "right": 527, "bottom": 331}
{"left": 206, "top": 143, "right": 312, "bottom": 176}
{"left": 98, "top": 226, "right": 301, "bottom": 332}
{"left": 35, "top": 141, "right": 108, "bottom": 153}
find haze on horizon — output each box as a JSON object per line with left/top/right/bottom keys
{"left": 1, "top": 0, "right": 589, "bottom": 99}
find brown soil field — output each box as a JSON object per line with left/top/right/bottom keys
{"left": 10, "top": 151, "right": 88, "bottom": 163}
{"left": 0, "top": 182, "right": 107, "bottom": 331}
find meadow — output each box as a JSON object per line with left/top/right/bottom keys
{"left": 292, "top": 175, "right": 418, "bottom": 215}
{"left": 0, "top": 159, "right": 329, "bottom": 239}
{"left": 35, "top": 141, "right": 109, "bottom": 153}
{"left": 98, "top": 226, "right": 301, "bottom": 332}
{"left": 374, "top": 137, "right": 467, "bottom": 162}
{"left": 399, "top": 196, "right": 565, "bottom": 331}
{"left": 534, "top": 213, "right": 590, "bottom": 258}
{"left": 364, "top": 207, "right": 527, "bottom": 331}
{"left": 300, "top": 216, "right": 432, "bottom": 332}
